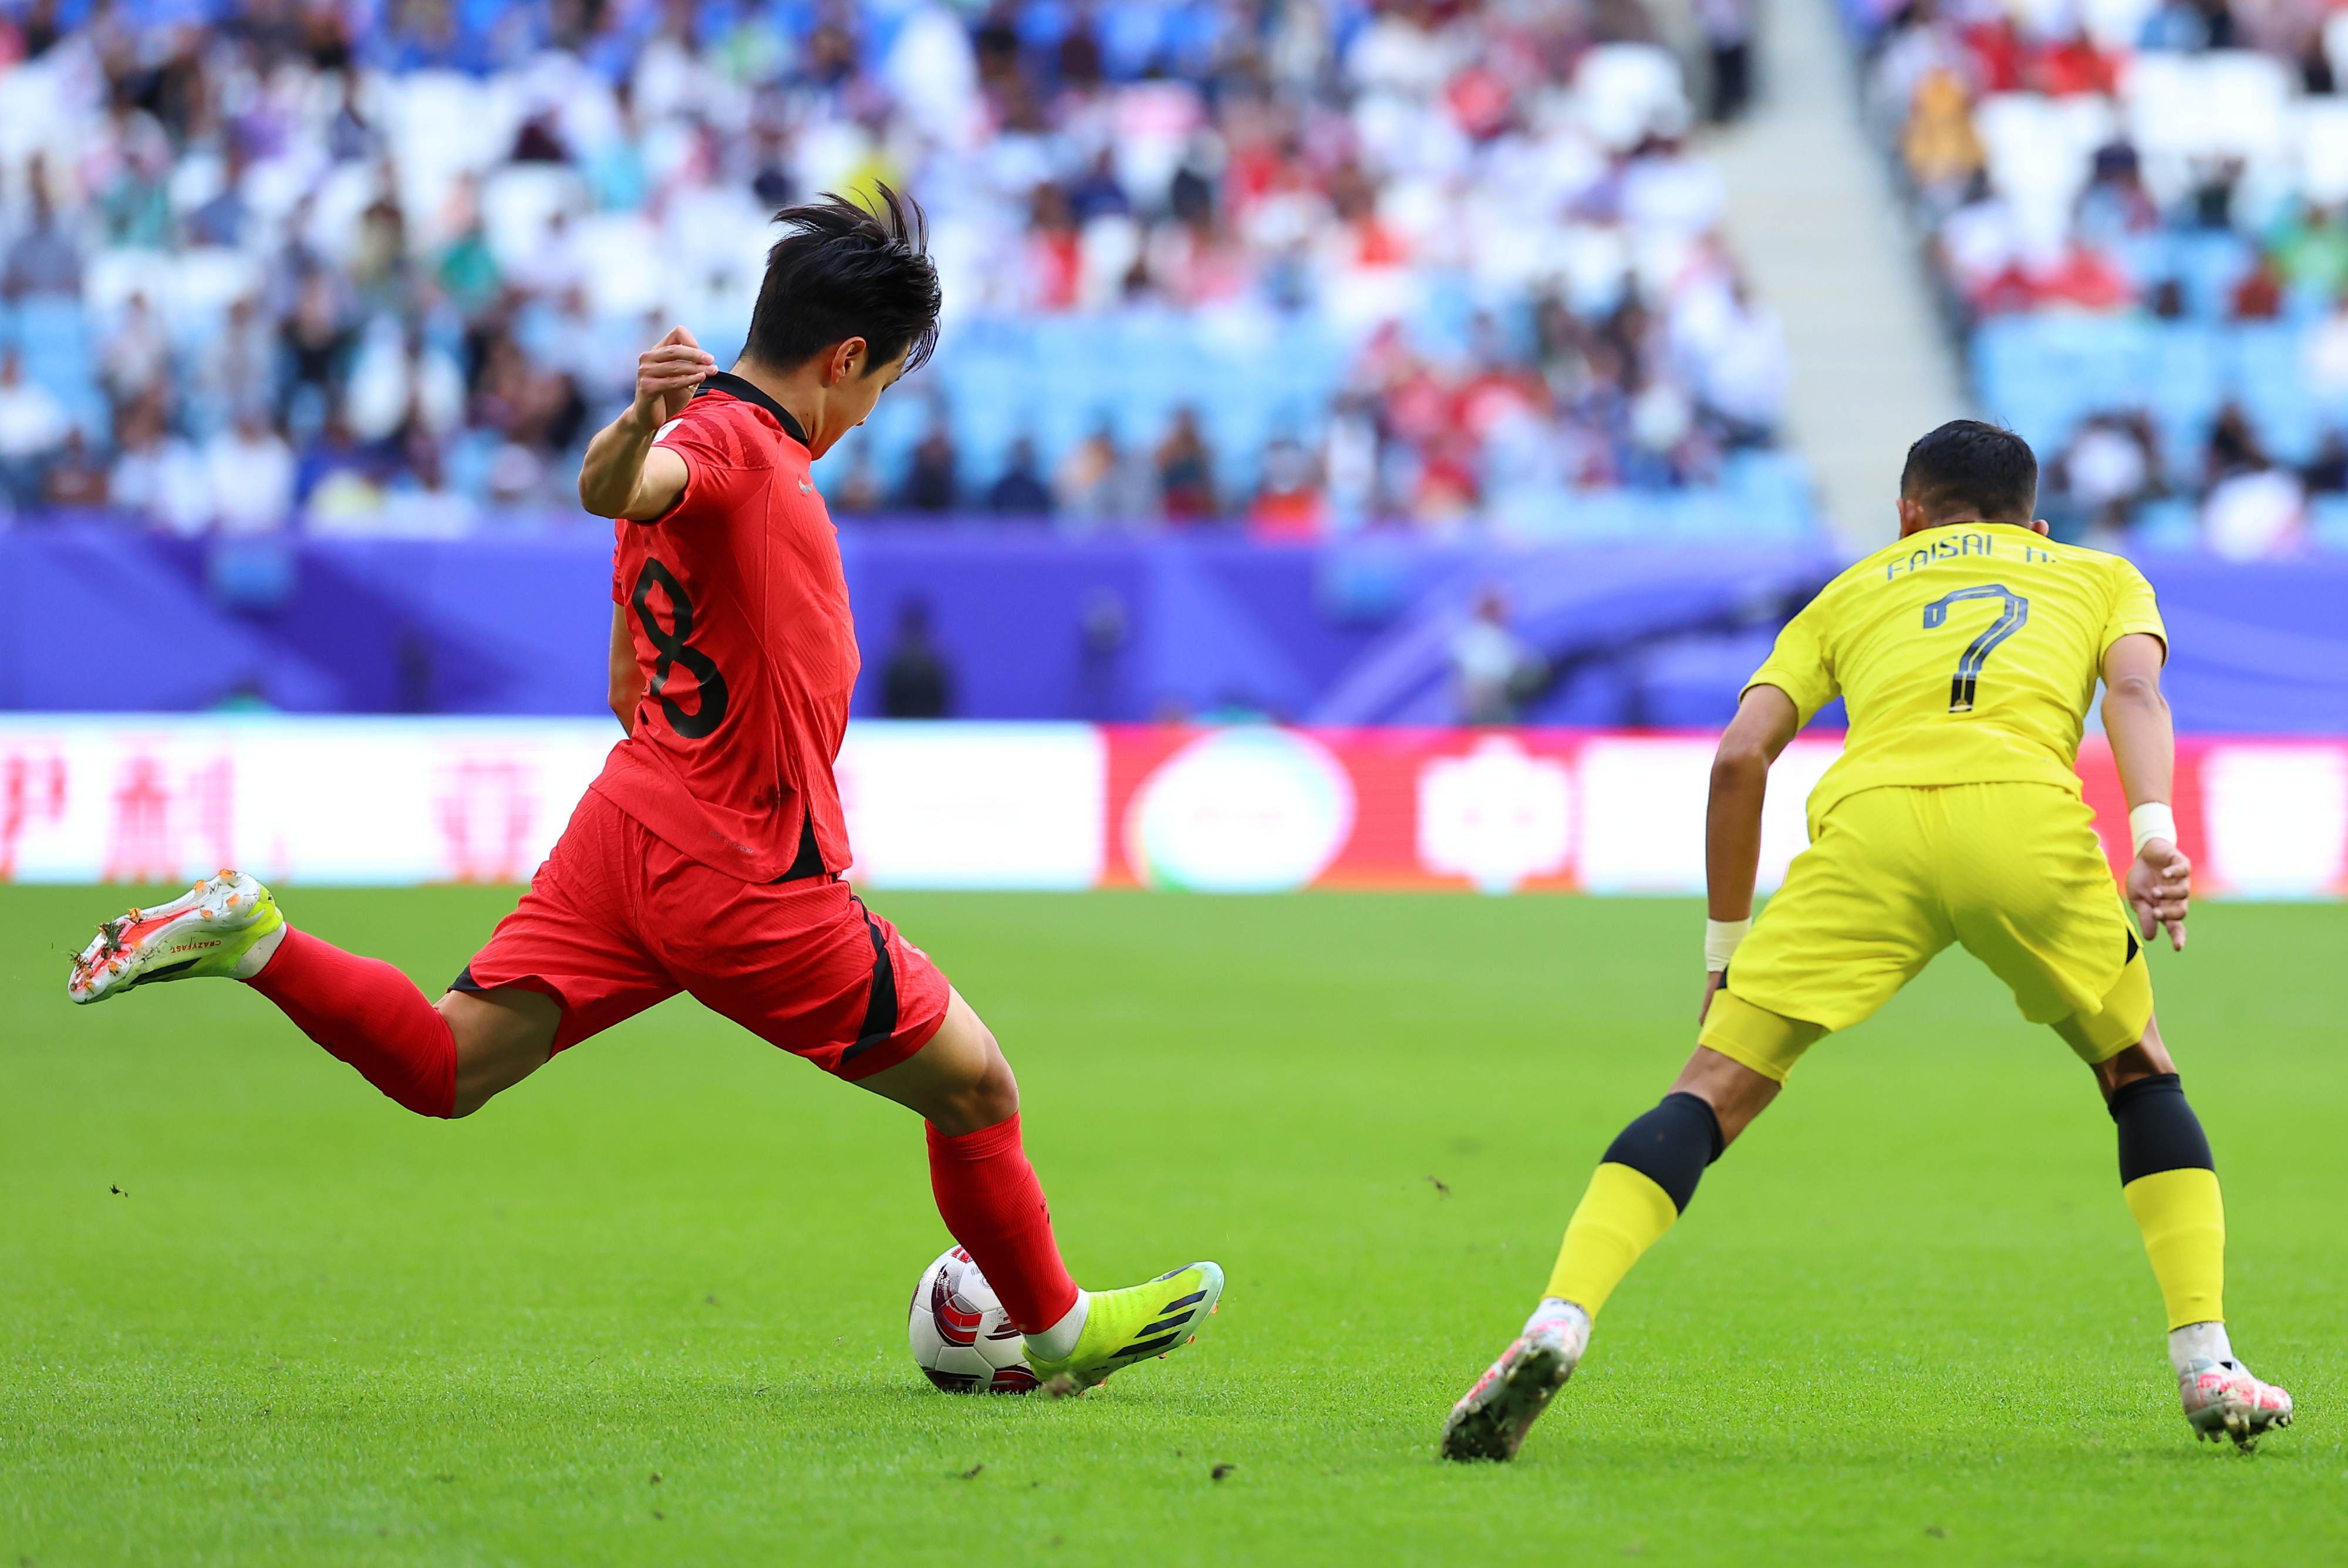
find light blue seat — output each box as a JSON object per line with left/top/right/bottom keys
{"left": 2228, "top": 323, "right": 2318, "bottom": 462}
{"left": 2171, "top": 230, "right": 2256, "bottom": 321}
{"left": 2309, "top": 494, "right": 2348, "bottom": 551}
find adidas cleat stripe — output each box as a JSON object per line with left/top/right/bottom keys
{"left": 1116, "top": 1333, "right": 1183, "bottom": 1358}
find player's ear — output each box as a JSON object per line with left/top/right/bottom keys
{"left": 828, "top": 337, "right": 868, "bottom": 385}
{"left": 1895, "top": 495, "right": 1924, "bottom": 537}
{"left": 2030, "top": 517, "right": 2052, "bottom": 537}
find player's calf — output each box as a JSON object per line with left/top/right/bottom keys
{"left": 2106, "top": 1071, "right": 2296, "bottom": 1449}
{"left": 1440, "top": 1090, "right": 1730, "bottom": 1462}
{"left": 67, "top": 875, "right": 463, "bottom": 1118}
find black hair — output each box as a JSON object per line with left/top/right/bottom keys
{"left": 745, "top": 186, "right": 942, "bottom": 377}
{"left": 1900, "top": 420, "right": 2038, "bottom": 521}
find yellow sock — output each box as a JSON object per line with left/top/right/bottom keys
{"left": 1544, "top": 1162, "right": 1679, "bottom": 1319}
{"left": 2123, "top": 1167, "right": 2226, "bottom": 1330}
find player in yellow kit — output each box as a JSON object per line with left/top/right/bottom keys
{"left": 1440, "top": 421, "right": 2295, "bottom": 1461}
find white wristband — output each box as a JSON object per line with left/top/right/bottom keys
{"left": 2129, "top": 802, "right": 2178, "bottom": 857}
{"left": 1704, "top": 918, "right": 1750, "bottom": 972}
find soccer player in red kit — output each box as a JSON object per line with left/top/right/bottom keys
{"left": 65, "top": 190, "right": 1223, "bottom": 1392}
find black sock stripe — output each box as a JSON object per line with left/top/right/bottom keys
{"left": 1601, "top": 1091, "right": 1724, "bottom": 1215}
{"left": 2109, "top": 1072, "right": 2215, "bottom": 1183}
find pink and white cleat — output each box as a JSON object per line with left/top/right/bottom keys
{"left": 67, "top": 872, "right": 285, "bottom": 1004}
{"left": 1439, "top": 1301, "right": 1590, "bottom": 1462}
{"left": 2180, "top": 1358, "right": 2294, "bottom": 1450}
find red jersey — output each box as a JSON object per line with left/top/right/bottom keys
{"left": 588, "top": 373, "right": 858, "bottom": 883}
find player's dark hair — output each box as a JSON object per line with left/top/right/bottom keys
{"left": 745, "top": 186, "right": 942, "bottom": 377}
{"left": 1900, "top": 420, "right": 2038, "bottom": 522}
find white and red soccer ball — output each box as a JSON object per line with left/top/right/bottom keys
{"left": 907, "top": 1245, "right": 1039, "bottom": 1394}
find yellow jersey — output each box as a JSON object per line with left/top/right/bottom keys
{"left": 1747, "top": 522, "right": 2167, "bottom": 833}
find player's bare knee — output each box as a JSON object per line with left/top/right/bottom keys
{"left": 437, "top": 989, "right": 555, "bottom": 1115}
{"left": 938, "top": 1020, "right": 1018, "bottom": 1129}
{"left": 873, "top": 996, "right": 1020, "bottom": 1133}
{"left": 2091, "top": 1024, "right": 2176, "bottom": 1101}
{"left": 964, "top": 1044, "right": 1020, "bottom": 1127}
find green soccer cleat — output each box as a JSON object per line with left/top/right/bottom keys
{"left": 68, "top": 871, "right": 285, "bottom": 1005}
{"left": 1025, "top": 1262, "right": 1225, "bottom": 1394}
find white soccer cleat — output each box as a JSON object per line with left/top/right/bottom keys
{"left": 67, "top": 871, "right": 285, "bottom": 1004}
{"left": 1439, "top": 1306, "right": 1589, "bottom": 1462}
{"left": 2180, "top": 1358, "right": 2294, "bottom": 1450}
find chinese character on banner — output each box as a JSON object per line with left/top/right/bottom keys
{"left": 1, "top": 750, "right": 68, "bottom": 882}
{"left": 1417, "top": 736, "right": 1573, "bottom": 894}
{"left": 184, "top": 754, "right": 235, "bottom": 874}
{"left": 437, "top": 757, "right": 537, "bottom": 883}
{"left": 106, "top": 753, "right": 178, "bottom": 884}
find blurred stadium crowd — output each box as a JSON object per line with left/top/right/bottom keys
{"left": 0, "top": 0, "right": 1800, "bottom": 540}
{"left": 1856, "top": 0, "right": 2348, "bottom": 555}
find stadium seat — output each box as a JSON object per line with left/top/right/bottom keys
{"left": 480, "top": 164, "right": 591, "bottom": 276}
{"left": 2310, "top": 493, "right": 2348, "bottom": 551}
{"left": 1972, "top": 93, "right": 2116, "bottom": 255}
{"left": 1571, "top": 43, "right": 1692, "bottom": 150}
{"left": 2298, "top": 97, "right": 2348, "bottom": 207}
{"left": 2231, "top": 325, "right": 2320, "bottom": 463}
{"left": 2123, "top": 51, "right": 2292, "bottom": 205}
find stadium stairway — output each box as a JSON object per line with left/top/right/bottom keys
{"left": 1702, "top": 0, "right": 1969, "bottom": 548}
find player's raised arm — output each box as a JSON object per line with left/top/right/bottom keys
{"left": 1702, "top": 683, "right": 1802, "bottom": 1009}
{"left": 2101, "top": 631, "right": 2190, "bottom": 951}
{"left": 578, "top": 326, "right": 714, "bottom": 521}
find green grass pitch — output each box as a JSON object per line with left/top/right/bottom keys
{"left": 2, "top": 886, "right": 2342, "bottom": 1566}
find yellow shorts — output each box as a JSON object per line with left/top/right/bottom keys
{"left": 1699, "top": 781, "right": 2153, "bottom": 1082}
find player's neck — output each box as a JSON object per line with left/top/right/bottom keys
{"left": 1898, "top": 515, "right": 2042, "bottom": 539}
{"left": 727, "top": 357, "right": 824, "bottom": 451}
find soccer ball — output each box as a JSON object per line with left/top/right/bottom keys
{"left": 907, "top": 1245, "right": 1040, "bottom": 1394}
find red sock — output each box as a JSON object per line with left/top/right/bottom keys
{"left": 926, "top": 1113, "right": 1081, "bottom": 1333}
{"left": 245, "top": 928, "right": 457, "bottom": 1118}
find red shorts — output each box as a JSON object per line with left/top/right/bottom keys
{"left": 455, "top": 788, "right": 950, "bottom": 1080}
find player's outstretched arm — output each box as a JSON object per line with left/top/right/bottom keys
{"left": 2102, "top": 631, "right": 2190, "bottom": 950}
{"left": 578, "top": 326, "right": 711, "bottom": 520}
{"left": 1702, "top": 684, "right": 1801, "bottom": 1015}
